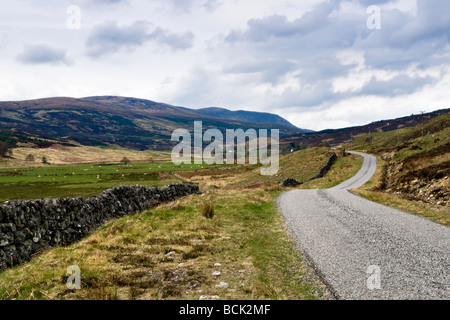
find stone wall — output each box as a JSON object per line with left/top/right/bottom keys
{"left": 281, "top": 152, "right": 338, "bottom": 188}
{"left": 0, "top": 183, "right": 200, "bottom": 271}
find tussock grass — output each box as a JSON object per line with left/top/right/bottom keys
{"left": 201, "top": 200, "right": 214, "bottom": 220}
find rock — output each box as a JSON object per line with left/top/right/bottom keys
{"left": 212, "top": 271, "right": 221, "bottom": 276}
{"left": 216, "top": 282, "right": 229, "bottom": 289}
{"left": 199, "top": 295, "right": 220, "bottom": 300}
{"left": 281, "top": 178, "right": 301, "bottom": 188}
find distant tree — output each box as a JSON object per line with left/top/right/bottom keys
{"left": 121, "top": 157, "right": 130, "bottom": 165}
{"left": 0, "top": 141, "right": 8, "bottom": 158}
{"left": 41, "top": 156, "right": 48, "bottom": 164}
{"left": 25, "top": 154, "right": 35, "bottom": 162}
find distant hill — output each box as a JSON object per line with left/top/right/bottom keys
{"left": 280, "top": 108, "right": 450, "bottom": 153}
{"left": 0, "top": 96, "right": 307, "bottom": 151}
{"left": 190, "top": 107, "right": 305, "bottom": 130}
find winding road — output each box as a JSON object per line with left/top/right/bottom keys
{"left": 277, "top": 151, "right": 450, "bottom": 300}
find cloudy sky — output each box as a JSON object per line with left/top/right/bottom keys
{"left": 1, "top": 0, "right": 449, "bottom": 130}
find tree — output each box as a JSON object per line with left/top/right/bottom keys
{"left": 25, "top": 154, "right": 35, "bottom": 162}
{"left": 41, "top": 156, "right": 48, "bottom": 164}
{"left": 0, "top": 141, "right": 8, "bottom": 158}
{"left": 121, "top": 157, "right": 130, "bottom": 165}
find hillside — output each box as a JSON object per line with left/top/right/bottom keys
{"left": 191, "top": 107, "right": 303, "bottom": 130}
{"left": 0, "top": 96, "right": 306, "bottom": 151}
{"left": 346, "top": 114, "right": 450, "bottom": 220}
{"left": 281, "top": 108, "right": 450, "bottom": 153}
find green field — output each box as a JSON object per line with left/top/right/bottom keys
{"left": 0, "top": 161, "right": 220, "bottom": 203}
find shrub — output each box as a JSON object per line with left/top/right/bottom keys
{"left": 25, "top": 154, "right": 35, "bottom": 162}
{"left": 201, "top": 200, "right": 214, "bottom": 219}
{"left": 0, "top": 141, "right": 8, "bottom": 158}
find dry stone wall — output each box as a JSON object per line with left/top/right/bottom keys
{"left": 0, "top": 183, "right": 200, "bottom": 271}
{"left": 281, "top": 152, "right": 338, "bottom": 188}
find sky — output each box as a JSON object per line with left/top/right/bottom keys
{"left": 0, "top": 0, "right": 449, "bottom": 131}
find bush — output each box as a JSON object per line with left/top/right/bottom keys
{"left": 121, "top": 157, "right": 130, "bottom": 164}
{"left": 201, "top": 200, "right": 214, "bottom": 219}
{"left": 0, "top": 141, "right": 8, "bottom": 158}
{"left": 25, "top": 154, "right": 35, "bottom": 162}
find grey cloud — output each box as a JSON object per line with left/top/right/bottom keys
{"left": 16, "top": 44, "right": 71, "bottom": 66}
{"left": 226, "top": 1, "right": 341, "bottom": 43}
{"left": 389, "top": 0, "right": 450, "bottom": 47}
{"left": 219, "top": 0, "right": 450, "bottom": 108}
{"left": 160, "top": 0, "right": 222, "bottom": 13}
{"left": 75, "top": 0, "right": 128, "bottom": 7}
{"left": 86, "top": 21, "right": 149, "bottom": 58}
{"left": 148, "top": 28, "right": 194, "bottom": 50}
{"left": 94, "top": 0, "right": 124, "bottom": 3}
{"left": 357, "top": 74, "right": 438, "bottom": 97}
{"left": 358, "top": 0, "right": 393, "bottom": 6}
{"left": 224, "top": 59, "right": 297, "bottom": 84}
{"left": 86, "top": 21, "right": 194, "bottom": 58}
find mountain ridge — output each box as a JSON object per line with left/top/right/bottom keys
{"left": 0, "top": 96, "right": 306, "bottom": 151}
{"left": 280, "top": 108, "right": 450, "bottom": 153}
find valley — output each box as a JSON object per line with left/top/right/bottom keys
{"left": 0, "top": 98, "right": 448, "bottom": 301}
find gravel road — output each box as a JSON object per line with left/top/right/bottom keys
{"left": 277, "top": 151, "right": 450, "bottom": 300}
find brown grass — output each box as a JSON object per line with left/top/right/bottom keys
{"left": 0, "top": 189, "right": 329, "bottom": 300}
{"left": 2, "top": 146, "right": 170, "bottom": 167}
{"left": 352, "top": 156, "right": 450, "bottom": 227}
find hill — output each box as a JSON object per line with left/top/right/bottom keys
{"left": 346, "top": 114, "right": 450, "bottom": 224}
{"left": 281, "top": 108, "right": 450, "bottom": 153}
{"left": 190, "top": 107, "right": 303, "bottom": 130}
{"left": 0, "top": 96, "right": 307, "bottom": 151}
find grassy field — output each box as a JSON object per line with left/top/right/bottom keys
{"left": 0, "top": 146, "right": 363, "bottom": 300}
{"left": 0, "top": 189, "right": 332, "bottom": 300}
{"left": 3, "top": 145, "right": 172, "bottom": 167}
{"left": 0, "top": 161, "right": 221, "bottom": 203}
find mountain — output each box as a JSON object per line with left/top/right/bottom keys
{"left": 0, "top": 96, "right": 307, "bottom": 151}
{"left": 280, "top": 108, "right": 450, "bottom": 153}
{"left": 188, "top": 107, "right": 302, "bottom": 130}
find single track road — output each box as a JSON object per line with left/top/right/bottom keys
{"left": 277, "top": 151, "right": 449, "bottom": 300}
